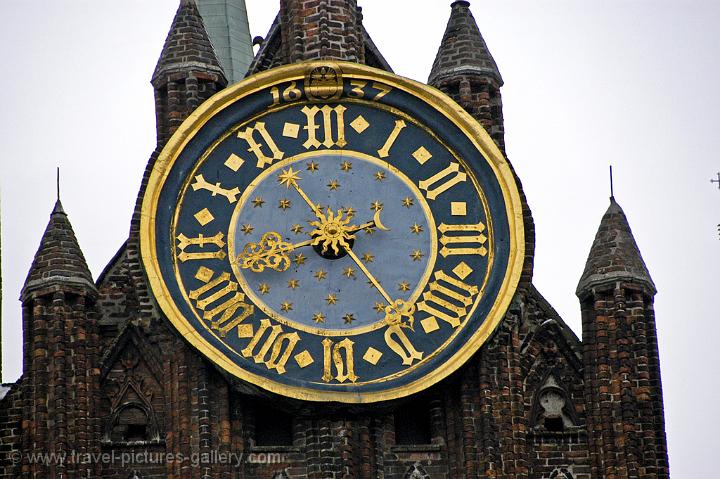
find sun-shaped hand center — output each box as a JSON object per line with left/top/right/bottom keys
{"left": 309, "top": 207, "right": 357, "bottom": 258}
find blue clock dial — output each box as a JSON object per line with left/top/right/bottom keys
{"left": 141, "top": 62, "right": 524, "bottom": 402}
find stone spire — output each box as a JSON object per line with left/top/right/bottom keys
{"left": 428, "top": 1, "right": 502, "bottom": 87}
{"left": 576, "top": 197, "right": 655, "bottom": 297}
{"left": 152, "top": 0, "right": 228, "bottom": 146}
{"left": 21, "top": 200, "right": 96, "bottom": 301}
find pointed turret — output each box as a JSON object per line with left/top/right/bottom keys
{"left": 20, "top": 200, "right": 101, "bottom": 476}
{"left": 578, "top": 197, "right": 669, "bottom": 478}
{"left": 152, "top": 0, "right": 226, "bottom": 85}
{"left": 152, "top": 0, "right": 228, "bottom": 146}
{"left": 428, "top": 1, "right": 504, "bottom": 151}
{"left": 428, "top": 1, "right": 502, "bottom": 87}
{"left": 576, "top": 197, "right": 655, "bottom": 297}
{"left": 20, "top": 200, "right": 96, "bottom": 301}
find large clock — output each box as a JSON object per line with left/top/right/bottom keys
{"left": 141, "top": 62, "right": 524, "bottom": 403}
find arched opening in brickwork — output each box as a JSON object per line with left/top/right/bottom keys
{"left": 108, "top": 402, "right": 158, "bottom": 444}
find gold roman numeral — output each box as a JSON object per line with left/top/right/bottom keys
{"left": 377, "top": 119, "right": 407, "bottom": 158}
{"left": 237, "top": 121, "right": 285, "bottom": 169}
{"left": 302, "top": 105, "right": 347, "bottom": 149}
{"left": 191, "top": 174, "right": 240, "bottom": 203}
{"left": 188, "top": 269, "right": 254, "bottom": 338}
{"left": 241, "top": 319, "right": 300, "bottom": 375}
{"left": 416, "top": 270, "right": 479, "bottom": 328}
{"left": 418, "top": 162, "right": 467, "bottom": 200}
{"left": 322, "top": 338, "right": 358, "bottom": 383}
{"left": 438, "top": 222, "right": 488, "bottom": 257}
{"left": 384, "top": 325, "right": 423, "bottom": 366}
{"left": 176, "top": 232, "right": 226, "bottom": 262}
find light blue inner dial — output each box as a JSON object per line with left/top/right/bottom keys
{"left": 230, "top": 152, "right": 434, "bottom": 332}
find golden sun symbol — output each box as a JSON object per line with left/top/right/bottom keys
{"left": 309, "top": 208, "right": 356, "bottom": 255}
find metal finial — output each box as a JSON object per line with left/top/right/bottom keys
{"left": 711, "top": 172, "right": 720, "bottom": 190}
{"left": 56, "top": 166, "right": 60, "bottom": 201}
{"left": 609, "top": 165, "right": 614, "bottom": 200}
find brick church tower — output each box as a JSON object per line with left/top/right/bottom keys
{"left": 0, "top": 1, "right": 669, "bottom": 478}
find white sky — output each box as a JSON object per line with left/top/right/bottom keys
{"left": 1, "top": 0, "right": 718, "bottom": 475}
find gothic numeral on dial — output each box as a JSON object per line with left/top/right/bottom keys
{"left": 384, "top": 325, "right": 423, "bottom": 366}
{"left": 176, "top": 232, "right": 226, "bottom": 262}
{"left": 241, "top": 319, "right": 300, "bottom": 375}
{"left": 377, "top": 119, "right": 406, "bottom": 158}
{"left": 416, "top": 270, "right": 479, "bottom": 328}
{"left": 191, "top": 174, "right": 240, "bottom": 203}
{"left": 438, "top": 222, "right": 488, "bottom": 257}
{"left": 237, "top": 121, "right": 285, "bottom": 169}
{"left": 302, "top": 105, "right": 347, "bottom": 149}
{"left": 322, "top": 338, "right": 358, "bottom": 383}
{"left": 188, "top": 269, "right": 254, "bottom": 338}
{"left": 418, "top": 162, "right": 467, "bottom": 200}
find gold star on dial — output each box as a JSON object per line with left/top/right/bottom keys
{"left": 279, "top": 198, "right": 291, "bottom": 210}
{"left": 327, "top": 180, "right": 340, "bottom": 191}
{"left": 410, "top": 250, "right": 424, "bottom": 261}
{"left": 287, "top": 279, "right": 300, "bottom": 289}
{"left": 374, "top": 171, "right": 386, "bottom": 181}
{"left": 325, "top": 294, "right": 337, "bottom": 305}
{"left": 343, "top": 267, "right": 356, "bottom": 278}
{"left": 340, "top": 160, "right": 352, "bottom": 171}
{"left": 398, "top": 281, "right": 411, "bottom": 292}
{"left": 370, "top": 201, "right": 383, "bottom": 212}
{"left": 314, "top": 269, "right": 327, "bottom": 281}
{"left": 294, "top": 253, "right": 307, "bottom": 265}
{"left": 402, "top": 197, "right": 414, "bottom": 208}
{"left": 410, "top": 223, "right": 423, "bottom": 234}
{"left": 280, "top": 301, "right": 293, "bottom": 312}
{"left": 343, "top": 313, "right": 355, "bottom": 325}
{"left": 240, "top": 224, "right": 254, "bottom": 235}
{"left": 312, "top": 312, "right": 326, "bottom": 324}
{"left": 252, "top": 197, "right": 265, "bottom": 208}
{"left": 258, "top": 283, "right": 270, "bottom": 295}
{"left": 341, "top": 206, "right": 356, "bottom": 218}
{"left": 363, "top": 226, "right": 375, "bottom": 235}
{"left": 278, "top": 167, "right": 301, "bottom": 188}
{"left": 362, "top": 252, "right": 375, "bottom": 263}
{"left": 373, "top": 302, "right": 385, "bottom": 313}
{"left": 306, "top": 161, "right": 319, "bottom": 172}
{"left": 291, "top": 224, "right": 304, "bottom": 234}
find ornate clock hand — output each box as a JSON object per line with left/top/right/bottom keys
{"left": 343, "top": 247, "right": 393, "bottom": 304}
{"left": 235, "top": 232, "right": 314, "bottom": 272}
{"left": 278, "top": 167, "right": 324, "bottom": 219}
{"left": 343, "top": 247, "right": 416, "bottom": 329}
{"left": 349, "top": 209, "right": 390, "bottom": 233}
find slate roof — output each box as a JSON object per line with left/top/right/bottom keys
{"left": 577, "top": 198, "right": 656, "bottom": 296}
{"left": 152, "top": 0, "right": 226, "bottom": 85}
{"left": 21, "top": 200, "right": 96, "bottom": 301}
{"left": 428, "top": 1, "right": 502, "bottom": 86}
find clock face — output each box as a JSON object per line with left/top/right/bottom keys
{"left": 141, "top": 62, "right": 524, "bottom": 403}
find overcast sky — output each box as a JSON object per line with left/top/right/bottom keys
{"left": 1, "top": 0, "right": 718, "bottom": 475}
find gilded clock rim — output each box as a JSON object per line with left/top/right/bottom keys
{"left": 140, "top": 61, "right": 525, "bottom": 403}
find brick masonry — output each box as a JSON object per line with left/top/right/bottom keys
{"left": 0, "top": 1, "right": 669, "bottom": 478}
